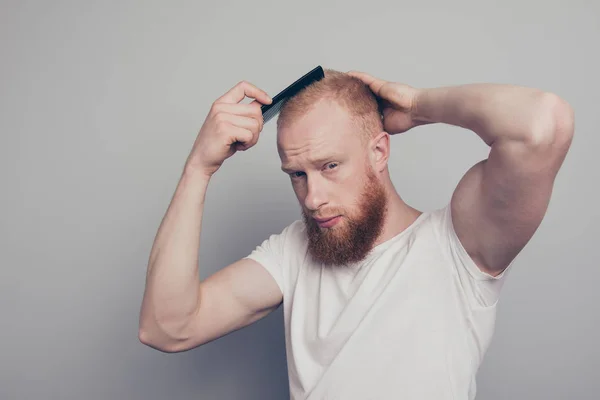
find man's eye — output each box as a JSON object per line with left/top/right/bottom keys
{"left": 290, "top": 171, "right": 305, "bottom": 178}
{"left": 326, "top": 163, "right": 338, "bottom": 170}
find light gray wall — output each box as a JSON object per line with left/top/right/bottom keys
{"left": 1, "top": 1, "right": 598, "bottom": 399}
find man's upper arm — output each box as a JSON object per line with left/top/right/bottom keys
{"left": 171, "top": 258, "right": 283, "bottom": 352}
{"left": 165, "top": 221, "right": 296, "bottom": 352}
{"left": 450, "top": 98, "right": 574, "bottom": 277}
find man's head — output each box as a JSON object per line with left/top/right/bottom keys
{"left": 276, "top": 69, "right": 392, "bottom": 267}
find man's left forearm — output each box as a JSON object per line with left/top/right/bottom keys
{"left": 413, "top": 83, "right": 573, "bottom": 146}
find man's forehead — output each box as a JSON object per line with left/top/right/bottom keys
{"left": 277, "top": 100, "right": 355, "bottom": 148}
{"left": 277, "top": 127, "right": 353, "bottom": 169}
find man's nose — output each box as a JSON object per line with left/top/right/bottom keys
{"left": 304, "top": 176, "right": 328, "bottom": 212}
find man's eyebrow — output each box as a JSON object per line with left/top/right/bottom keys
{"left": 281, "top": 155, "right": 342, "bottom": 172}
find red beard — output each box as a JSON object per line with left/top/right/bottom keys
{"left": 302, "top": 168, "right": 388, "bottom": 267}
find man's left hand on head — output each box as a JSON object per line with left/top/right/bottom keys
{"left": 347, "top": 70, "right": 422, "bottom": 135}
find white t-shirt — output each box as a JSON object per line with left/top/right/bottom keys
{"left": 244, "top": 203, "right": 514, "bottom": 400}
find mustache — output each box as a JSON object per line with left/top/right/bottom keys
{"left": 303, "top": 209, "right": 344, "bottom": 220}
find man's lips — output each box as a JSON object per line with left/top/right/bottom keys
{"left": 313, "top": 216, "right": 339, "bottom": 223}
{"left": 313, "top": 215, "right": 342, "bottom": 228}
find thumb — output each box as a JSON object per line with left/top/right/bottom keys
{"left": 348, "top": 70, "right": 401, "bottom": 105}
{"left": 347, "top": 70, "right": 387, "bottom": 94}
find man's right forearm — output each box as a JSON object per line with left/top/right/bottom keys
{"left": 138, "top": 166, "right": 211, "bottom": 348}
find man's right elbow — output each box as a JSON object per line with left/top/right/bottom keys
{"left": 138, "top": 328, "right": 180, "bottom": 353}
{"left": 138, "top": 326, "right": 199, "bottom": 353}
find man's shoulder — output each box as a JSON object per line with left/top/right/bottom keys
{"left": 280, "top": 218, "right": 305, "bottom": 238}
{"left": 260, "top": 219, "right": 307, "bottom": 250}
{"left": 400, "top": 205, "right": 449, "bottom": 237}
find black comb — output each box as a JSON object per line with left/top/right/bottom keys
{"left": 261, "top": 66, "right": 325, "bottom": 124}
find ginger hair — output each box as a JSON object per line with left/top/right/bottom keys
{"left": 276, "top": 69, "right": 384, "bottom": 143}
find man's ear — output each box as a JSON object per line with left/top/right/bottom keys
{"left": 369, "top": 131, "right": 390, "bottom": 172}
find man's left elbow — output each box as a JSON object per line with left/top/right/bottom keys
{"left": 531, "top": 92, "right": 575, "bottom": 149}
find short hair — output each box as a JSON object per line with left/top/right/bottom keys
{"left": 276, "top": 69, "right": 384, "bottom": 143}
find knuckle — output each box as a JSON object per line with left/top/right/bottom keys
{"left": 242, "top": 133, "right": 253, "bottom": 144}
{"left": 213, "top": 111, "right": 226, "bottom": 123}
{"left": 211, "top": 102, "right": 222, "bottom": 112}
{"left": 243, "top": 129, "right": 253, "bottom": 139}
{"left": 215, "top": 120, "right": 229, "bottom": 132}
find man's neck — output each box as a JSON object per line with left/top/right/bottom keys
{"left": 373, "top": 189, "right": 423, "bottom": 248}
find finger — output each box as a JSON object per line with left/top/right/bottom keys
{"left": 213, "top": 103, "right": 264, "bottom": 131}
{"left": 221, "top": 113, "right": 261, "bottom": 135}
{"left": 215, "top": 102, "right": 263, "bottom": 119}
{"left": 348, "top": 70, "right": 407, "bottom": 108}
{"left": 216, "top": 80, "right": 273, "bottom": 105}
{"left": 228, "top": 126, "right": 256, "bottom": 151}
{"left": 347, "top": 70, "right": 387, "bottom": 96}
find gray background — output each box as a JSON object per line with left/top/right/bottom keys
{"left": 1, "top": 0, "right": 598, "bottom": 399}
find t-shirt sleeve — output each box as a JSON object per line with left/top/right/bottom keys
{"left": 436, "top": 203, "right": 516, "bottom": 308}
{"left": 243, "top": 221, "right": 300, "bottom": 296}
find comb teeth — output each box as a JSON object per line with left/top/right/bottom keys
{"left": 262, "top": 99, "right": 286, "bottom": 124}
{"left": 260, "top": 66, "right": 324, "bottom": 125}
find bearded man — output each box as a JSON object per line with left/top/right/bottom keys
{"left": 139, "top": 69, "right": 574, "bottom": 400}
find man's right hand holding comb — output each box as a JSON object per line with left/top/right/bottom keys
{"left": 185, "top": 81, "right": 272, "bottom": 177}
